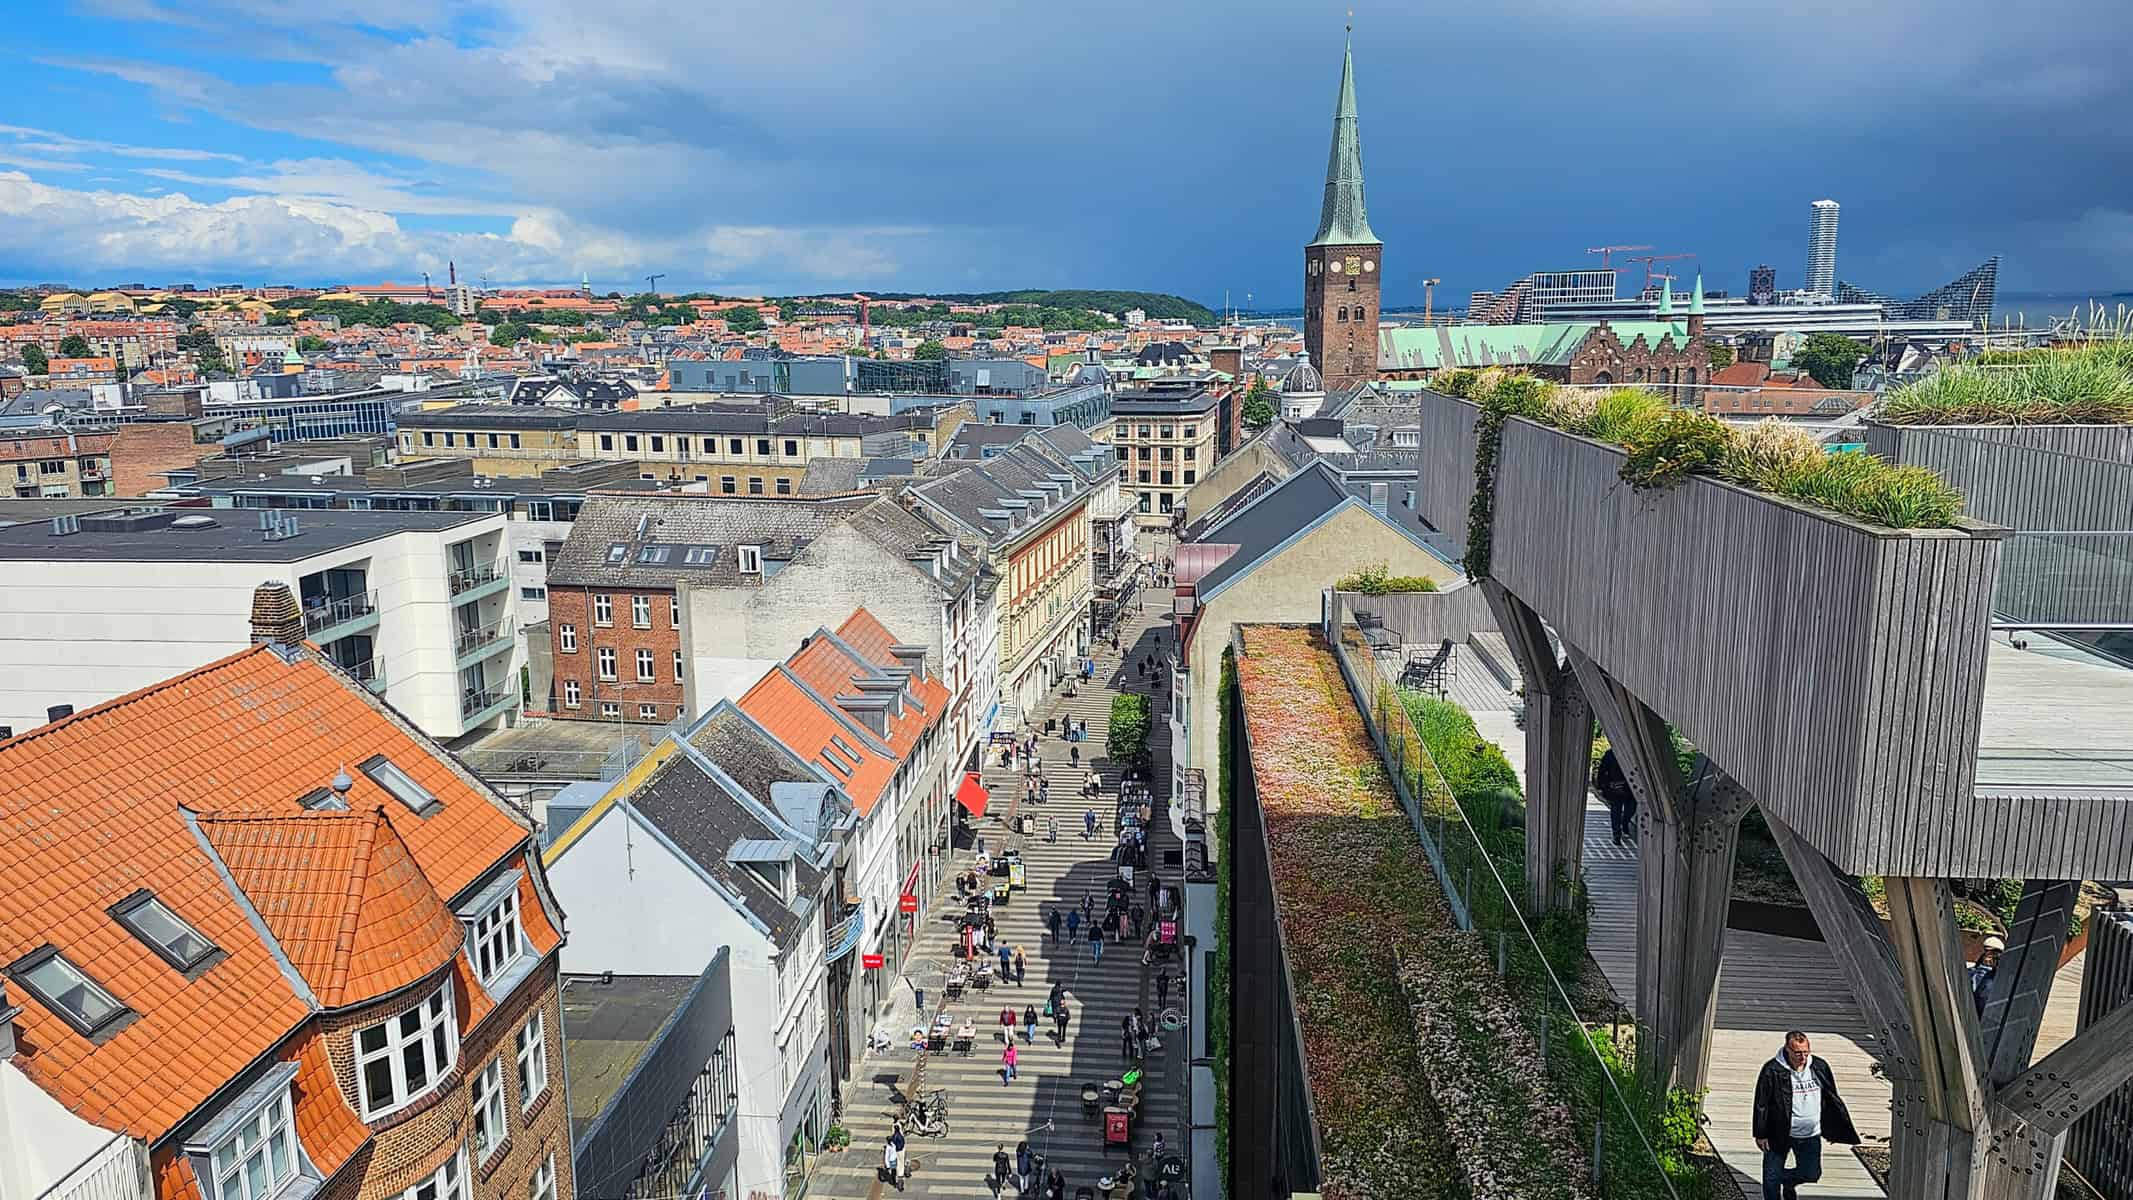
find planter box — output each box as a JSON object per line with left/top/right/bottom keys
{"left": 1415, "top": 390, "right": 2042, "bottom": 876}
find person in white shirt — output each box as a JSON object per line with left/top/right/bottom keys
{"left": 1751, "top": 1031, "right": 1859, "bottom": 1200}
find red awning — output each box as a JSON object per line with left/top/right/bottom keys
{"left": 955, "top": 772, "right": 990, "bottom": 817}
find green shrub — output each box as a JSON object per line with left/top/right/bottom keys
{"left": 1106, "top": 692, "right": 1152, "bottom": 771}
{"left": 1337, "top": 561, "right": 1440, "bottom": 594}
{"left": 1620, "top": 408, "right": 1735, "bottom": 490}
{"left": 1723, "top": 419, "right": 1825, "bottom": 492}
{"left": 1881, "top": 348, "right": 2133, "bottom": 426}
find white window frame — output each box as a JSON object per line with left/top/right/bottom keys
{"left": 631, "top": 595, "right": 651, "bottom": 629}
{"left": 398, "top": 1147, "right": 466, "bottom": 1200}
{"left": 529, "top": 1157, "right": 556, "bottom": 1200}
{"left": 737, "top": 545, "right": 761, "bottom": 574}
{"left": 592, "top": 594, "right": 613, "bottom": 625}
{"left": 673, "top": 650, "right": 684, "bottom": 683}
{"left": 600, "top": 702, "right": 621, "bottom": 719}
{"left": 471, "top": 1058, "right": 507, "bottom": 1163}
{"left": 668, "top": 596, "right": 681, "bottom": 628}
{"left": 635, "top": 648, "right": 655, "bottom": 682}
{"left": 210, "top": 1088, "right": 297, "bottom": 1200}
{"left": 557, "top": 624, "right": 576, "bottom": 653}
{"left": 638, "top": 703, "right": 659, "bottom": 720}
{"left": 597, "top": 647, "right": 616, "bottom": 681}
{"left": 563, "top": 680, "right": 581, "bottom": 708}
{"left": 354, "top": 980, "right": 457, "bottom": 1119}
{"left": 470, "top": 887, "right": 524, "bottom": 985}
{"left": 515, "top": 1011, "right": 549, "bottom": 1111}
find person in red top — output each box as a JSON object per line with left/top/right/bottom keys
{"left": 1001, "top": 1040, "right": 1018, "bottom": 1085}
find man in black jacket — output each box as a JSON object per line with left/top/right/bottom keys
{"left": 1752, "top": 1031, "right": 1859, "bottom": 1200}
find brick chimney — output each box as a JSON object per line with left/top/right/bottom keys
{"left": 250, "top": 581, "right": 305, "bottom": 645}
{"left": 1208, "top": 346, "right": 1243, "bottom": 379}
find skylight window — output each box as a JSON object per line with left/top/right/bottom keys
{"left": 682, "top": 545, "right": 719, "bottom": 566}
{"left": 11, "top": 948, "right": 128, "bottom": 1035}
{"left": 606, "top": 542, "right": 629, "bottom": 563}
{"left": 298, "top": 787, "right": 347, "bottom": 811}
{"left": 829, "top": 735, "right": 860, "bottom": 761}
{"left": 112, "top": 892, "right": 216, "bottom": 972}
{"left": 360, "top": 755, "right": 441, "bottom": 816}
{"left": 638, "top": 545, "right": 671, "bottom": 564}
{"left": 818, "top": 751, "right": 852, "bottom": 778}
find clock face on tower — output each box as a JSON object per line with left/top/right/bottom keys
{"left": 1327, "top": 259, "right": 1343, "bottom": 275}
{"left": 1344, "top": 255, "right": 1361, "bottom": 275}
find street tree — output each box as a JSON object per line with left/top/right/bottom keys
{"left": 912, "top": 339, "right": 947, "bottom": 361}
{"left": 1241, "top": 378, "right": 1276, "bottom": 429}
{"left": 19, "top": 344, "right": 47, "bottom": 375}
{"left": 1792, "top": 333, "right": 1868, "bottom": 390}
{"left": 57, "top": 334, "right": 92, "bottom": 358}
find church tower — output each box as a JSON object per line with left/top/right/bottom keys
{"left": 1303, "top": 37, "right": 1383, "bottom": 391}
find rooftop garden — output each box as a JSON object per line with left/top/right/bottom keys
{"left": 1434, "top": 369, "right": 1965, "bottom": 576}
{"left": 1335, "top": 561, "right": 1440, "bottom": 595}
{"left": 1236, "top": 625, "right": 1603, "bottom": 1199}
{"left": 1878, "top": 342, "right": 2133, "bottom": 426}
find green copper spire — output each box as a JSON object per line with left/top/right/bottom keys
{"left": 1308, "top": 39, "right": 1379, "bottom": 247}
{"left": 1657, "top": 276, "right": 1675, "bottom": 316}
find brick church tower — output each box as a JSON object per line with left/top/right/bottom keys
{"left": 1303, "top": 38, "right": 1382, "bottom": 391}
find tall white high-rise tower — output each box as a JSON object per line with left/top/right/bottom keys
{"left": 1805, "top": 199, "right": 1840, "bottom": 298}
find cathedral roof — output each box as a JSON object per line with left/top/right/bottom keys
{"left": 1308, "top": 41, "right": 1380, "bottom": 248}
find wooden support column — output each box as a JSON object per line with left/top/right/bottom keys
{"left": 1482, "top": 582, "right": 1592, "bottom": 913}
{"left": 1566, "top": 648, "right": 1745, "bottom": 1094}
{"left": 1765, "top": 834, "right": 2133, "bottom": 1200}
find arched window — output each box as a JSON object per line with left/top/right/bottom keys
{"left": 1633, "top": 367, "right": 1648, "bottom": 382}
{"left": 1337, "top": 306, "right": 1348, "bottom": 322}
{"left": 1592, "top": 370, "right": 1613, "bottom": 385}
{"left": 1685, "top": 368, "right": 1698, "bottom": 385}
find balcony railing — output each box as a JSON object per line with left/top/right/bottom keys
{"left": 340, "top": 658, "right": 387, "bottom": 692}
{"left": 448, "top": 563, "right": 506, "bottom": 595}
{"left": 454, "top": 623, "right": 510, "bottom": 657}
{"left": 460, "top": 688, "right": 507, "bottom": 718}
{"left": 36, "top": 1133, "right": 148, "bottom": 1200}
{"left": 302, "top": 591, "right": 378, "bottom": 635}
{"left": 823, "top": 905, "right": 867, "bottom": 964}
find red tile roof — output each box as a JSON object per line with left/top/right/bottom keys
{"left": 738, "top": 609, "right": 950, "bottom": 816}
{"left": 0, "top": 644, "right": 548, "bottom": 1146}
{"left": 196, "top": 807, "right": 465, "bottom": 1009}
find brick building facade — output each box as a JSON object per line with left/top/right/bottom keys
{"left": 547, "top": 583, "right": 687, "bottom": 722}
{"left": 1302, "top": 43, "right": 1382, "bottom": 392}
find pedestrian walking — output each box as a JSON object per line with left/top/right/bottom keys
{"left": 1121, "top": 1014, "right": 1135, "bottom": 1061}
{"left": 998, "top": 942, "right": 1012, "bottom": 978}
{"left": 1968, "top": 936, "right": 2005, "bottom": 1016}
{"left": 1081, "top": 892, "right": 1094, "bottom": 922}
{"left": 1133, "top": 1007, "right": 1148, "bottom": 1056}
{"left": 1000, "top": 1003, "right": 1016, "bottom": 1042}
{"left": 1014, "top": 945, "right": 1027, "bottom": 984}
{"left": 992, "top": 1145, "right": 1012, "bottom": 1195}
{"left": 1023, "top": 1003, "right": 1038, "bottom": 1044}
{"left": 1070, "top": 744, "right": 1080, "bottom": 768}
{"left": 1083, "top": 808, "right": 1097, "bottom": 839}
{"left": 1045, "top": 1166, "right": 1066, "bottom": 1200}
{"left": 883, "top": 1132, "right": 905, "bottom": 1191}
{"left": 1066, "top": 908, "right": 1081, "bottom": 938}
{"left": 1016, "top": 1142, "right": 1034, "bottom": 1196}
{"left": 1089, "top": 923, "right": 1104, "bottom": 963}
{"left": 1001, "top": 1042, "right": 1018, "bottom": 1085}
{"left": 1053, "top": 1001, "right": 1071, "bottom": 1046}
{"left": 1039, "top": 776, "right": 1049, "bottom": 803}
{"left": 1156, "top": 970, "right": 1170, "bottom": 1008}
{"left": 1596, "top": 748, "right": 1638, "bottom": 846}
{"left": 1048, "top": 980, "right": 1064, "bottom": 1013}
{"left": 1047, "top": 907, "right": 1062, "bottom": 942}
{"left": 1753, "top": 1030, "right": 1859, "bottom": 1200}
{"left": 1047, "top": 815, "right": 1057, "bottom": 844}
{"left": 1130, "top": 903, "right": 1146, "bottom": 941}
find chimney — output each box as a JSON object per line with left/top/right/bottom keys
{"left": 46, "top": 704, "right": 73, "bottom": 724}
{"left": 250, "top": 581, "right": 305, "bottom": 646}
{"left": 1209, "top": 346, "right": 1243, "bottom": 379}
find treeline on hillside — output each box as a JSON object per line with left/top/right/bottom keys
{"left": 274, "top": 297, "right": 462, "bottom": 333}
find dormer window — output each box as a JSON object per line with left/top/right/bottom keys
{"left": 355, "top": 979, "right": 456, "bottom": 1118}
{"left": 210, "top": 1089, "right": 297, "bottom": 1200}
{"left": 112, "top": 891, "right": 217, "bottom": 972}
{"left": 360, "top": 755, "right": 441, "bottom": 817}
{"left": 737, "top": 545, "right": 762, "bottom": 574}
{"left": 469, "top": 882, "right": 526, "bottom": 986}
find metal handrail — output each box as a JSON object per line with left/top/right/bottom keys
{"left": 460, "top": 688, "right": 506, "bottom": 717}
{"left": 455, "top": 623, "right": 508, "bottom": 655}
{"left": 303, "top": 590, "right": 378, "bottom": 633}
{"left": 449, "top": 562, "right": 506, "bottom": 594}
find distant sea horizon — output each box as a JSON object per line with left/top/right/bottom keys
{"left": 1239, "top": 289, "right": 2133, "bottom": 331}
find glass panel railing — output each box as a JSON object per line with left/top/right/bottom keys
{"left": 454, "top": 623, "right": 509, "bottom": 656}
{"left": 1995, "top": 531, "right": 2133, "bottom": 630}
{"left": 449, "top": 563, "right": 507, "bottom": 595}
{"left": 460, "top": 688, "right": 506, "bottom": 718}
{"left": 302, "top": 591, "right": 378, "bottom": 634}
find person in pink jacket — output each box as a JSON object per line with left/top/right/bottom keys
{"left": 1001, "top": 1041, "right": 1018, "bottom": 1085}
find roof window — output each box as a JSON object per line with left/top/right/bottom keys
{"left": 297, "top": 786, "right": 347, "bottom": 811}
{"left": 829, "top": 735, "right": 860, "bottom": 762}
{"left": 360, "top": 755, "right": 441, "bottom": 816}
{"left": 638, "top": 545, "right": 671, "bottom": 564}
{"left": 606, "top": 542, "right": 629, "bottom": 563}
{"left": 737, "top": 545, "right": 762, "bottom": 574}
{"left": 10, "top": 947, "right": 129, "bottom": 1036}
{"left": 682, "top": 545, "right": 719, "bottom": 566}
{"left": 818, "top": 751, "right": 852, "bottom": 779}
{"left": 111, "top": 891, "right": 217, "bottom": 972}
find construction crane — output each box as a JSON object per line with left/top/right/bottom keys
{"left": 1622, "top": 253, "right": 1695, "bottom": 291}
{"left": 1585, "top": 245, "right": 1652, "bottom": 269}
{"left": 644, "top": 273, "right": 664, "bottom": 296}
{"left": 1422, "top": 278, "right": 1442, "bottom": 326}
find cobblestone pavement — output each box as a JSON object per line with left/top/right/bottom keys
{"left": 810, "top": 597, "right": 1183, "bottom": 1199}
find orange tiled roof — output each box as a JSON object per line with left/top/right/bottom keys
{"left": 0, "top": 644, "right": 545, "bottom": 1142}
{"left": 196, "top": 807, "right": 465, "bottom": 1009}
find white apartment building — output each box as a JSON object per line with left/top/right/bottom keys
{"left": 0, "top": 506, "right": 520, "bottom": 740}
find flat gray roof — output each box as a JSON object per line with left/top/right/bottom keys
{"left": 1975, "top": 637, "right": 2133, "bottom": 792}
{"left": 0, "top": 507, "right": 489, "bottom": 562}
{"left": 560, "top": 973, "right": 698, "bottom": 1145}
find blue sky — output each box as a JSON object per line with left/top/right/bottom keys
{"left": 4, "top": 0, "right": 2130, "bottom": 306}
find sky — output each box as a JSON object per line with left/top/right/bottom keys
{"left": 3, "top": 0, "right": 2131, "bottom": 307}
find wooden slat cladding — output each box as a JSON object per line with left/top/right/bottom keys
{"left": 2068, "top": 912, "right": 2133, "bottom": 1198}
{"left": 1865, "top": 422, "right": 2133, "bottom": 627}
{"left": 1477, "top": 411, "right": 2013, "bottom": 875}
{"left": 1414, "top": 388, "right": 1479, "bottom": 537}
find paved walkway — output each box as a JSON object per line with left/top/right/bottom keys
{"left": 811, "top": 599, "right": 1185, "bottom": 1199}
{"left": 1465, "top": 664, "right": 2091, "bottom": 1199}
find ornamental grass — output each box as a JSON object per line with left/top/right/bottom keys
{"left": 1444, "top": 373, "right": 1966, "bottom": 530}
{"left": 1879, "top": 346, "right": 2133, "bottom": 426}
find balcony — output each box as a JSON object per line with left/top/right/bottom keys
{"left": 343, "top": 657, "right": 388, "bottom": 693}
{"left": 302, "top": 591, "right": 380, "bottom": 641}
{"left": 460, "top": 688, "right": 513, "bottom": 722}
{"left": 448, "top": 562, "right": 509, "bottom": 604}
{"left": 453, "top": 623, "right": 513, "bottom": 666}
{"left": 822, "top": 905, "right": 866, "bottom": 964}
